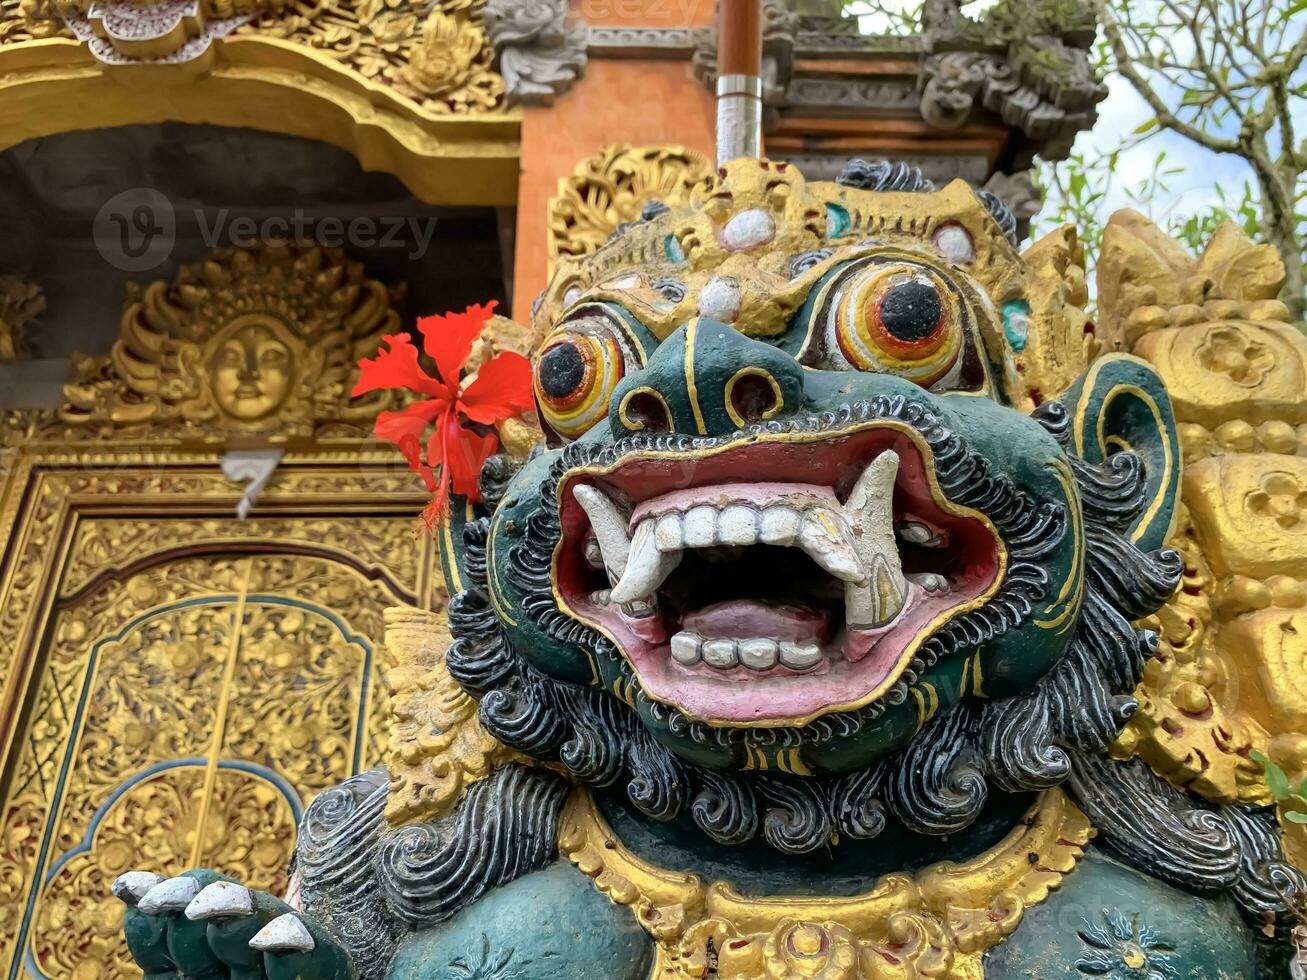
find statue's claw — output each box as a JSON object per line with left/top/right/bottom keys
{"left": 186, "top": 881, "right": 255, "bottom": 921}
{"left": 112, "top": 871, "right": 165, "bottom": 906}
{"left": 138, "top": 876, "right": 202, "bottom": 915}
{"left": 249, "top": 913, "right": 317, "bottom": 954}
{"left": 116, "top": 870, "right": 354, "bottom": 980}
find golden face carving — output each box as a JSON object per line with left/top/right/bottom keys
{"left": 207, "top": 316, "right": 297, "bottom": 421}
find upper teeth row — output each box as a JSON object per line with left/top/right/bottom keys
{"left": 646, "top": 502, "right": 863, "bottom": 582}
{"left": 573, "top": 451, "right": 912, "bottom": 630}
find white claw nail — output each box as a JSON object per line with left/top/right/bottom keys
{"left": 138, "top": 876, "right": 202, "bottom": 915}
{"left": 186, "top": 881, "right": 254, "bottom": 921}
{"left": 112, "top": 871, "right": 165, "bottom": 906}
{"left": 249, "top": 912, "right": 316, "bottom": 953}
{"left": 573, "top": 484, "right": 632, "bottom": 585}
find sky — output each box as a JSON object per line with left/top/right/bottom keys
{"left": 1074, "top": 73, "right": 1257, "bottom": 231}
{"left": 848, "top": 0, "right": 1306, "bottom": 249}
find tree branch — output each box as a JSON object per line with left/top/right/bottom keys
{"left": 1271, "top": 74, "right": 1302, "bottom": 172}
{"left": 1095, "top": 0, "right": 1242, "bottom": 154}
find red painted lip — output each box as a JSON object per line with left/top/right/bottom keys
{"left": 554, "top": 424, "right": 1003, "bottom": 726}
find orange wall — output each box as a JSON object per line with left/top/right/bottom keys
{"left": 512, "top": 47, "right": 716, "bottom": 321}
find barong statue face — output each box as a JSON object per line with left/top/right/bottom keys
{"left": 448, "top": 159, "right": 1181, "bottom": 851}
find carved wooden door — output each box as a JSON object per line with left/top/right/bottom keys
{"left": 0, "top": 464, "right": 438, "bottom": 980}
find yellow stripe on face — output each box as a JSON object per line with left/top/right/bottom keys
{"left": 684, "top": 318, "right": 708, "bottom": 435}
{"left": 1035, "top": 457, "right": 1082, "bottom": 633}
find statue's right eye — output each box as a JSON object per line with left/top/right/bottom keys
{"left": 834, "top": 266, "right": 961, "bottom": 387}
{"left": 534, "top": 319, "right": 629, "bottom": 440}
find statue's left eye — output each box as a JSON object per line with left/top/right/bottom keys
{"left": 834, "top": 268, "right": 961, "bottom": 387}
{"left": 534, "top": 319, "right": 629, "bottom": 440}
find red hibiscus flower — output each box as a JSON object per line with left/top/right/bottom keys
{"left": 353, "top": 300, "right": 533, "bottom": 528}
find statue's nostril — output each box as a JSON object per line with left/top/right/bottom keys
{"left": 620, "top": 388, "right": 673, "bottom": 433}
{"left": 726, "top": 369, "right": 784, "bottom": 427}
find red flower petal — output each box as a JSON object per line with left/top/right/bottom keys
{"left": 374, "top": 399, "right": 447, "bottom": 490}
{"left": 458, "top": 351, "right": 535, "bottom": 424}
{"left": 417, "top": 301, "right": 499, "bottom": 389}
{"left": 353, "top": 334, "right": 444, "bottom": 398}
{"left": 441, "top": 411, "right": 499, "bottom": 502}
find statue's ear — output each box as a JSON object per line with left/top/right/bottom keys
{"left": 1058, "top": 353, "right": 1181, "bottom": 552}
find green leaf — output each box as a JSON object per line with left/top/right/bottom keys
{"left": 1132, "top": 118, "right": 1159, "bottom": 135}
{"left": 1284, "top": 809, "right": 1307, "bottom": 824}
{"left": 1252, "top": 750, "right": 1294, "bottom": 800}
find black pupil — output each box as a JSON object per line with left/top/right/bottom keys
{"left": 539, "top": 342, "right": 586, "bottom": 398}
{"left": 879, "top": 279, "right": 942, "bottom": 342}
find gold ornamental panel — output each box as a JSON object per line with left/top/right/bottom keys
{"left": 1183, "top": 453, "right": 1307, "bottom": 580}
{"left": 1134, "top": 319, "right": 1307, "bottom": 428}
{"left": 1223, "top": 608, "right": 1307, "bottom": 738}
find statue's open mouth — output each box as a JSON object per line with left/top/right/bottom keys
{"left": 553, "top": 423, "right": 1004, "bottom": 726}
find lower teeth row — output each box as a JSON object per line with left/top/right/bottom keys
{"left": 670, "top": 631, "right": 821, "bottom": 671}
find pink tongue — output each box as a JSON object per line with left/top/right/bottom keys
{"left": 682, "top": 601, "right": 829, "bottom": 644}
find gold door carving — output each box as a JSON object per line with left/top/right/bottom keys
{"left": 0, "top": 512, "right": 436, "bottom": 979}
{"left": 0, "top": 239, "right": 441, "bottom": 978}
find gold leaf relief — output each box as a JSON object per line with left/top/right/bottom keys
{"left": 1014, "top": 224, "right": 1097, "bottom": 411}
{"left": 547, "top": 145, "right": 715, "bottom": 269}
{"left": 29, "top": 767, "right": 298, "bottom": 980}
{"left": 0, "top": 275, "right": 45, "bottom": 362}
{"left": 265, "top": 0, "right": 505, "bottom": 114}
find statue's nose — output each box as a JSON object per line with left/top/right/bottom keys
{"left": 609, "top": 318, "right": 806, "bottom": 438}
